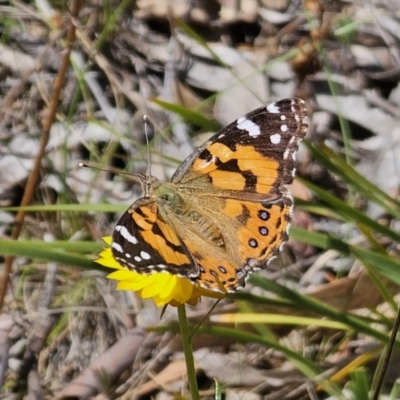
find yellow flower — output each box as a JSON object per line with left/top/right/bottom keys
{"left": 96, "top": 237, "right": 224, "bottom": 307}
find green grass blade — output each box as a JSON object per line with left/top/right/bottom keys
{"left": 0, "top": 239, "right": 102, "bottom": 270}
{"left": 290, "top": 227, "right": 350, "bottom": 254}
{"left": 212, "top": 313, "right": 350, "bottom": 330}
{"left": 291, "top": 227, "right": 400, "bottom": 286}
{"left": 349, "top": 246, "right": 400, "bottom": 286}
{"left": 151, "top": 98, "right": 221, "bottom": 131}
{"left": 305, "top": 141, "right": 400, "bottom": 218}
{"left": 295, "top": 198, "right": 346, "bottom": 220}
{"left": 349, "top": 368, "right": 370, "bottom": 400}
{"left": 248, "top": 276, "right": 393, "bottom": 345}
{"left": 298, "top": 177, "right": 400, "bottom": 243}
{"left": 1, "top": 203, "right": 126, "bottom": 212}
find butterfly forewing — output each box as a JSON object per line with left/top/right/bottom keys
{"left": 172, "top": 98, "right": 307, "bottom": 197}
{"left": 112, "top": 198, "right": 198, "bottom": 277}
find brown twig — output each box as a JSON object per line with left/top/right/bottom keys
{"left": 56, "top": 328, "right": 146, "bottom": 399}
{"left": 0, "top": 0, "right": 82, "bottom": 309}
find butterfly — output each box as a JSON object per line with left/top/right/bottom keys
{"left": 111, "top": 98, "right": 308, "bottom": 293}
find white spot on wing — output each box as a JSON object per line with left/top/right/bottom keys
{"left": 270, "top": 133, "right": 281, "bottom": 144}
{"left": 112, "top": 242, "right": 123, "bottom": 253}
{"left": 237, "top": 116, "right": 261, "bottom": 137}
{"left": 140, "top": 251, "right": 151, "bottom": 260}
{"left": 281, "top": 115, "right": 287, "bottom": 120}
{"left": 280, "top": 124, "right": 288, "bottom": 132}
{"left": 134, "top": 256, "right": 142, "bottom": 262}
{"left": 267, "top": 103, "right": 280, "bottom": 113}
{"left": 115, "top": 225, "right": 138, "bottom": 244}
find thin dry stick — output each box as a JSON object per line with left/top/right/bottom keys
{"left": 0, "top": 0, "right": 82, "bottom": 309}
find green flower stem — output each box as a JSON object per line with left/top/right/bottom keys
{"left": 177, "top": 304, "right": 200, "bottom": 400}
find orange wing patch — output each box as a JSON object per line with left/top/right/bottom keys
{"left": 193, "top": 143, "right": 280, "bottom": 194}
{"left": 192, "top": 142, "right": 232, "bottom": 173}
{"left": 131, "top": 204, "right": 192, "bottom": 268}
{"left": 221, "top": 197, "right": 292, "bottom": 267}
{"left": 208, "top": 170, "right": 246, "bottom": 191}
{"left": 180, "top": 235, "right": 246, "bottom": 293}
{"left": 131, "top": 203, "right": 157, "bottom": 230}
{"left": 140, "top": 229, "right": 191, "bottom": 268}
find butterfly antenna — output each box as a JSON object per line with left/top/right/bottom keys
{"left": 78, "top": 162, "right": 144, "bottom": 183}
{"left": 143, "top": 115, "right": 152, "bottom": 178}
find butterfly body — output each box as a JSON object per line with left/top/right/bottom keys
{"left": 112, "top": 98, "right": 308, "bottom": 293}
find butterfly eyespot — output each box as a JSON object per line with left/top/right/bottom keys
{"left": 249, "top": 239, "right": 258, "bottom": 248}
{"left": 218, "top": 266, "right": 227, "bottom": 274}
{"left": 258, "top": 210, "right": 270, "bottom": 221}
{"left": 259, "top": 227, "right": 269, "bottom": 236}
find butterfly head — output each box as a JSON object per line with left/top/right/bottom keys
{"left": 135, "top": 172, "right": 159, "bottom": 197}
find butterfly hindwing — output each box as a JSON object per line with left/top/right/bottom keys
{"left": 157, "top": 193, "right": 293, "bottom": 292}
